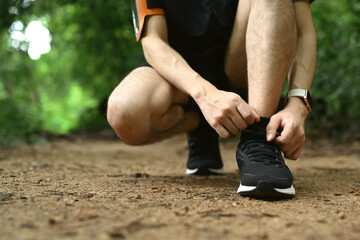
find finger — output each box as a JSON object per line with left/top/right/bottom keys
{"left": 230, "top": 114, "right": 248, "bottom": 131}
{"left": 277, "top": 124, "right": 304, "bottom": 153}
{"left": 236, "top": 102, "right": 256, "bottom": 126}
{"left": 251, "top": 108, "right": 261, "bottom": 122}
{"left": 285, "top": 142, "right": 304, "bottom": 160}
{"left": 223, "top": 117, "right": 241, "bottom": 135}
{"left": 274, "top": 123, "right": 296, "bottom": 146}
{"left": 211, "top": 109, "right": 240, "bottom": 136}
{"left": 283, "top": 135, "right": 304, "bottom": 157}
{"left": 212, "top": 122, "right": 231, "bottom": 139}
{"left": 283, "top": 138, "right": 305, "bottom": 159}
{"left": 280, "top": 132, "right": 301, "bottom": 152}
{"left": 266, "top": 116, "right": 282, "bottom": 142}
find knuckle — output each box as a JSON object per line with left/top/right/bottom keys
{"left": 242, "top": 109, "right": 251, "bottom": 118}
{"left": 282, "top": 139, "right": 290, "bottom": 146}
{"left": 223, "top": 104, "right": 232, "bottom": 114}
{"left": 243, "top": 111, "right": 254, "bottom": 122}
{"left": 232, "top": 94, "right": 241, "bottom": 102}
{"left": 290, "top": 122, "right": 298, "bottom": 130}
{"left": 209, "top": 119, "right": 218, "bottom": 128}
{"left": 214, "top": 113, "right": 225, "bottom": 122}
{"left": 270, "top": 114, "right": 278, "bottom": 121}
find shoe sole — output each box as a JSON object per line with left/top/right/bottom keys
{"left": 186, "top": 167, "right": 224, "bottom": 176}
{"left": 237, "top": 180, "right": 295, "bottom": 199}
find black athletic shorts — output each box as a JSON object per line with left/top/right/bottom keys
{"left": 132, "top": 0, "right": 314, "bottom": 91}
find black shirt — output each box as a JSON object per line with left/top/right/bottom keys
{"left": 132, "top": 0, "right": 314, "bottom": 88}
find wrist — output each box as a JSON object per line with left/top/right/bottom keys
{"left": 188, "top": 76, "right": 217, "bottom": 102}
{"left": 285, "top": 97, "right": 309, "bottom": 120}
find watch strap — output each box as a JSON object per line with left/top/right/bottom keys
{"left": 288, "top": 89, "right": 307, "bottom": 98}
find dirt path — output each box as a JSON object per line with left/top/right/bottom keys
{"left": 1, "top": 134, "right": 360, "bottom": 240}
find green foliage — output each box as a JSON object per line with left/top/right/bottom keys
{"left": 307, "top": 0, "right": 360, "bottom": 137}
{"left": 311, "top": 1, "right": 360, "bottom": 116}
{"left": 0, "top": 0, "right": 142, "bottom": 146}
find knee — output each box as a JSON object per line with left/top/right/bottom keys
{"left": 107, "top": 96, "right": 150, "bottom": 146}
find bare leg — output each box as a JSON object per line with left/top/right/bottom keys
{"left": 226, "top": 0, "right": 297, "bottom": 117}
{"left": 107, "top": 67, "right": 199, "bottom": 145}
{"left": 225, "top": 0, "right": 251, "bottom": 96}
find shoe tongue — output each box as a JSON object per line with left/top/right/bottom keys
{"left": 255, "top": 117, "right": 270, "bottom": 129}
{"left": 249, "top": 117, "right": 270, "bottom": 132}
{"left": 241, "top": 117, "right": 270, "bottom": 141}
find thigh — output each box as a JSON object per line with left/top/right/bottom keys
{"left": 107, "top": 66, "right": 192, "bottom": 144}
{"left": 224, "top": 0, "right": 251, "bottom": 92}
{"left": 111, "top": 66, "right": 189, "bottom": 116}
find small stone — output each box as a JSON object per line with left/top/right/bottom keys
{"left": 338, "top": 212, "right": 346, "bottom": 220}
{"left": 0, "top": 192, "right": 13, "bottom": 201}
{"left": 134, "top": 173, "right": 150, "bottom": 178}
{"left": 64, "top": 232, "right": 77, "bottom": 237}
{"left": 19, "top": 222, "right": 36, "bottom": 229}
{"left": 31, "top": 163, "right": 50, "bottom": 169}
{"left": 82, "top": 193, "right": 94, "bottom": 199}
{"left": 285, "top": 222, "right": 294, "bottom": 227}
{"left": 256, "top": 232, "right": 268, "bottom": 239}
{"left": 136, "top": 195, "right": 142, "bottom": 199}
{"left": 48, "top": 218, "right": 57, "bottom": 225}
{"left": 108, "top": 232, "right": 125, "bottom": 239}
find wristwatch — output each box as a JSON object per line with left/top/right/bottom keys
{"left": 287, "top": 89, "right": 313, "bottom": 112}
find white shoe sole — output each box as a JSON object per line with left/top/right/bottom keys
{"left": 186, "top": 167, "right": 224, "bottom": 175}
{"left": 237, "top": 182, "right": 296, "bottom": 196}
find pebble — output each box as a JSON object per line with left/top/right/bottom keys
{"left": 0, "top": 192, "right": 13, "bottom": 201}
{"left": 338, "top": 212, "right": 346, "bottom": 219}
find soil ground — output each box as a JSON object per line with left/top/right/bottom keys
{"left": 0, "top": 132, "right": 360, "bottom": 240}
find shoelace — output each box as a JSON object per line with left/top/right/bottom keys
{"left": 240, "top": 130, "right": 283, "bottom": 165}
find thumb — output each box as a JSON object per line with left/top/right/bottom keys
{"left": 266, "top": 116, "right": 281, "bottom": 142}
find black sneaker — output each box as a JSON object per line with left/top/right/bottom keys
{"left": 236, "top": 117, "right": 295, "bottom": 199}
{"left": 186, "top": 116, "right": 224, "bottom": 176}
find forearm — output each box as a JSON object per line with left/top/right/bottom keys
{"left": 288, "top": 31, "right": 317, "bottom": 90}
{"left": 141, "top": 36, "right": 216, "bottom": 99}
{"left": 286, "top": 29, "right": 317, "bottom": 119}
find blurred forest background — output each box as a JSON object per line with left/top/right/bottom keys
{"left": 0, "top": 0, "right": 359, "bottom": 146}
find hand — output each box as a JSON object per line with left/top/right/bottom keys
{"left": 266, "top": 101, "right": 307, "bottom": 160}
{"left": 196, "top": 88, "right": 260, "bottom": 138}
